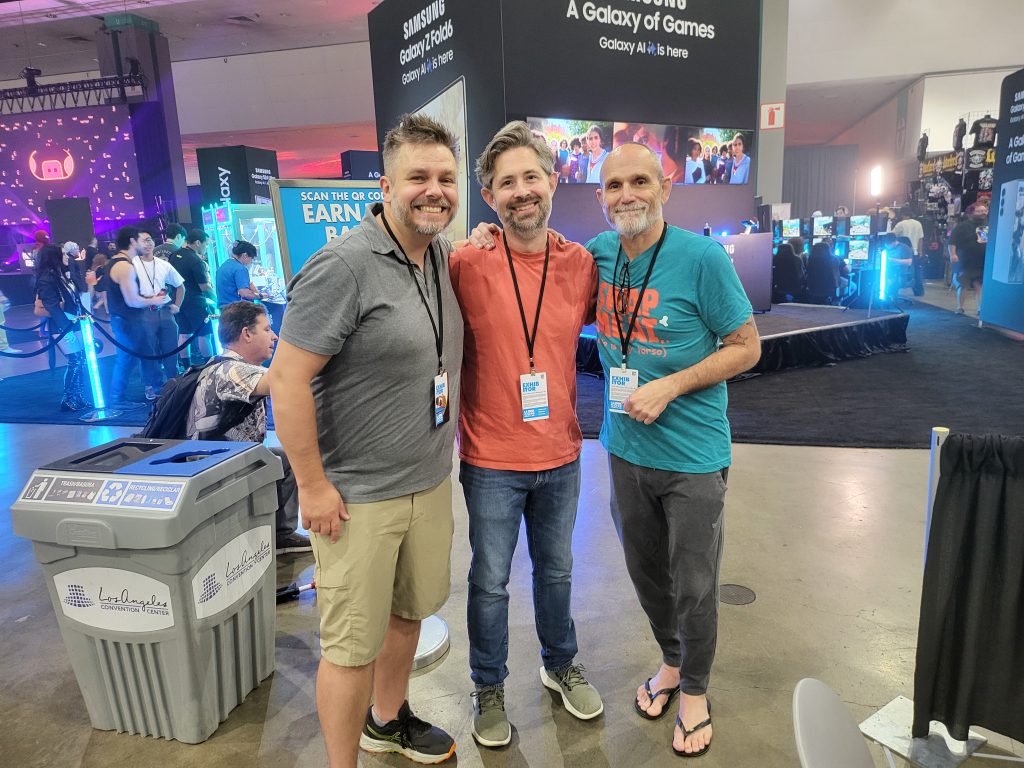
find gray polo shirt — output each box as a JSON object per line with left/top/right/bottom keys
{"left": 279, "top": 204, "right": 464, "bottom": 503}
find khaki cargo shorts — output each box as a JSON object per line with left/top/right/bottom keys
{"left": 311, "top": 478, "right": 454, "bottom": 667}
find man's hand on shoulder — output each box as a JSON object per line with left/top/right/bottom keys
{"left": 299, "top": 479, "right": 350, "bottom": 543}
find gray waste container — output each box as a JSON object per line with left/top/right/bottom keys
{"left": 12, "top": 437, "right": 283, "bottom": 744}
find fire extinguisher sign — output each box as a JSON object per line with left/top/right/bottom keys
{"left": 760, "top": 102, "right": 786, "bottom": 131}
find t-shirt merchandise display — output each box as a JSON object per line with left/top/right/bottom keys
{"left": 969, "top": 116, "right": 998, "bottom": 148}
{"left": 953, "top": 118, "right": 967, "bottom": 152}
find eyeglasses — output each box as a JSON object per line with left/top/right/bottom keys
{"left": 615, "top": 259, "right": 631, "bottom": 314}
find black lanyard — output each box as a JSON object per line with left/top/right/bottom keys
{"left": 613, "top": 221, "right": 667, "bottom": 368}
{"left": 139, "top": 258, "right": 159, "bottom": 294}
{"left": 379, "top": 212, "right": 445, "bottom": 373}
{"left": 502, "top": 234, "right": 550, "bottom": 373}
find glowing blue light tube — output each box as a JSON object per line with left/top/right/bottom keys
{"left": 878, "top": 249, "right": 888, "bottom": 301}
{"left": 78, "top": 315, "right": 105, "bottom": 410}
{"left": 210, "top": 314, "right": 223, "bottom": 354}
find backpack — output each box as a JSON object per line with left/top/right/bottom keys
{"left": 135, "top": 357, "right": 259, "bottom": 441}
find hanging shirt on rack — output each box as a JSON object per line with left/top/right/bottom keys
{"left": 969, "top": 116, "right": 998, "bottom": 148}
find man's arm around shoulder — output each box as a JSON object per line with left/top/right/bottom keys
{"left": 268, "top": 340, "right": 349, "bottom": 541}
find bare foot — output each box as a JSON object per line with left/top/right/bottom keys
{"left": 635, "top": 663, "right": 680, "bottom": 718}
{"left": 673, "top": 693, "right": 712, "bottom": 755}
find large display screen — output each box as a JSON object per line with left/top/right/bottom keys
{"left": 0, "top": 105, "right": 145, "bottom": 226}
{"left": 527, "top": 116, "right": 754, "bottom": 185}
{"left": 781, "top": 218, "right": 801, "bottom": 238}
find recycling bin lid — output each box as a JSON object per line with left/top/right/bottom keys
{"left": 42, "top": 439, "right": 260, "bottom": 478}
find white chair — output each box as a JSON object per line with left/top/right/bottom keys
{"left": 793, "top": 678, "right": 884, "bottom": 768}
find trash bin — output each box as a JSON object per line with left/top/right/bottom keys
{"left": 12, "top": 437, "right": 283, "bottom": 744}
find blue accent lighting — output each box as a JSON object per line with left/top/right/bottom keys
{"left": 878, "top": 249, "right": 888, "bottom": 300}
{"left": 78, "top": 315, "right": 105, "bottom": 410}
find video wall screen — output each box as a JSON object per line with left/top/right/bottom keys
{"left": 527, "top": 116, "right": 754, "bottom": 186}
{"left": 0, "top": 104, "right": 145, "bottom": 227}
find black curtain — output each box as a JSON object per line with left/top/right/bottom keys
{"left": 912, "top": 434, "right": 1024, "bottom": 742}
{"left": 782, "top": 145, "right": 859, "bottom": 219}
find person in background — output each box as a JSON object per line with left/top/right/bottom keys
{"left": 772, "top": 243, "right": 805, "bottom": 303}
{"left": 684, "top": 139, "right": 706, "bottom": 185}
{"left": 880, "top": 233, "right": 915, "bottom": 299}
{"left": 216, "top": 240, "right": 264, "bottom": 307}
{"left": 805, "top": 241, "right": 843, "bottom": 303}
{"left": 585, "top": 125, "right": 609, "bottom": 183}
{"left": 787, "top": 236, "right": 807, "bottom": 263}
{"left": 567, "top": 138, "right": 583, "bottom": 184}
{"left": 0, "top": 282, "right": 18, "bottom": 354}
{"left": 133, "top": 230, "right": 185, "bottom": 399}
{"left": 949, "top": 202, "right": 989, "bottom": 314}
{"left": 170, "top": 228, "right": 216, "bottom": 368}
{"left": 153, "top": 223, "right": 187, "bottom": 261}
{"left": 702, "top": 145, "right": 715, "bottom": 184}
{"left": 891, "top": 210, "right": 926, "bottom": 295}
{"left": 727, "top": 134, "right": 751, "bottom": 184}
{"left": 83, "top": 236, "right": 99, "bottom": 271}
{"left": 185, "top": 301, "right": 309, "bottom": 555}
{"left": 63, "top": 241, "right": 91, "bottom": 313}
{"left": 35, "top": 244, "right": 89, "bottom": 411}
{"left": 106, "top": 226, "right": 167, "bottom": 409}
{"left": 717, "top": 144, "right": 731, "bottom": 183}
{"left": 89, "top": 253, "right": 109, "bottom": 313}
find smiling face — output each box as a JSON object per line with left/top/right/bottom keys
{"left": 382, "top": 142, "right": 459, "bottom": 238}
{"left": 731, "top": 135, "right": 745, "bottom": 158}
{"left": 481, "top": 146, "right": 557, "bottom": 242}
{"left": 597, "top": 144, "right": 671, "bottom": 239}
{"left": 587, "top": 129, "right": 604, "bottom": 155}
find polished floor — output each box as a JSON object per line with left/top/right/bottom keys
{"left": 0, "top": 424, "right": 1019, "bottom": 767}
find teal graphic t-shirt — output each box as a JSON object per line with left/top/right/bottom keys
{"left": 586, "top": 226, "right": 752, "bottom": 473}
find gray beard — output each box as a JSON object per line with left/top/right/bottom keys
{"left": 502, "top": 198, "right": 551, "bottom": 241}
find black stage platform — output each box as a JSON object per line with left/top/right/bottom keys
{"left": 576, "top": 303, "right": 909, "bottom": 376}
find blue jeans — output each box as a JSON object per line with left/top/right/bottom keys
{"left": 460, "top": 458, "right": 581, "bottom": 688}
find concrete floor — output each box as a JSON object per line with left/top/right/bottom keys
{"left": 0, "top": 422, "right": 1019, "bottom": 767}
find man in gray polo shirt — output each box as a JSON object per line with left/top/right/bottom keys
{"left": 269, "top": 114, "right": 464, "bottom": 767}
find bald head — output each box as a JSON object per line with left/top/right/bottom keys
{"left": 600, "top": 142, "right": 665, "bottom": 186}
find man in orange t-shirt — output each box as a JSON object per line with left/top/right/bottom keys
{"left": 450, "top": 121, "right": 600, "bottom": 748}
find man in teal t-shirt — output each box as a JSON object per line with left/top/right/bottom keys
{"left": 587, "top": 143, "right": 760, "bottom": 758}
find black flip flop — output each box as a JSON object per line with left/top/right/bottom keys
{"left": 672, "top": 700, "right": 712, "bottom": 758}
{"left": 633, "top": 678, "right": 680, "bottom": 721}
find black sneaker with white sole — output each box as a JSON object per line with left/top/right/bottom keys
{"left": 275, "top": 531, "right": 312, "bottom": 555}
{"left": 359, "top": 701, "right": 456, "bottom": 764}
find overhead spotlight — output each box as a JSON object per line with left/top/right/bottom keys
{"left": 20, "top": 66, "right": 42, "bottom": 91}
{"left": 125, "top": 56, "right": 142, "bottom": 76}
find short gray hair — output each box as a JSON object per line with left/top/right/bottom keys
{"left": 381, "top": 113, "right": 459, "bottom": 177}
{"left": 604, "top": 142, "right": 665, "bottom": 184}
{"left": 475, "top": 121, "right": 555, "bottom": 189}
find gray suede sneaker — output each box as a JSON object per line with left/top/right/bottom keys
{"left": 471, "top": 685, "right": 511, "bottom": 747}
{"left": 540, "top": 663, "right": 604, "bottom": 720}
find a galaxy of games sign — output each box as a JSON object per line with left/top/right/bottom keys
{"left": 980, "top": 66, "right": 1024, "bottom": 334}
{"left": 269, "top": 179, "right": 383, "bottom": 280}
{"left": 501, "top": 0, "right": 762, "bottom": 130}
{"left": 0, "top": 105, "right": 146, "bottom": 227}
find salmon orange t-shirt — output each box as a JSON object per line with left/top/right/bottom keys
{"left": 450, "top": 233, "right": 598, "bottom": 471}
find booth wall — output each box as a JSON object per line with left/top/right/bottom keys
{"left": 756, "top": 0, "right": 789, "bottom": 204}
{"left": 920, "top": 69, "right": 1018, "bottom": 152}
